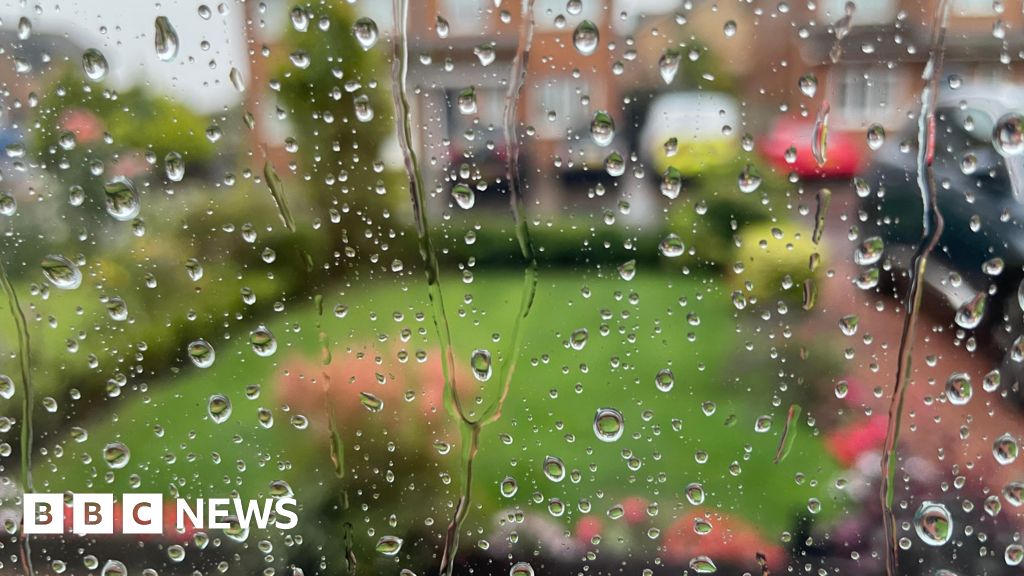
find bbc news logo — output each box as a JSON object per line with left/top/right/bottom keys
{"left": 23, "top": 494, "right": 298, "bottom": 535}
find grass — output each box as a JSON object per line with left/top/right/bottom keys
{"left": 28, "top": 268, "right": 843, "bottom": 549}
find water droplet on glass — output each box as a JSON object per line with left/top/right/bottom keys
{"left": 82, "top": 48, "right": 108, "bottom": 81}
{"left": 249, "top": 325, "right": 277, "bottom": 357}
{"left": 474, "top": 43, "right": 496, "bottom": 66}
{"left": 290, "top": 7, "right": 309, "bottom": 31}
{"left": 593, "top": 408, "right": 624, "bottom": 442}
{"left": 188, "top": 339, "right": 216, "bottom": 368}
{"left": 185, "top": 258, "right": 203, "bottom": 281}
{"left": 866, "top": 123, "right": 885, "bottom": 150}
{"left": 375, "top": 535, "right": 403, "bottom": 556}
{"left": 993, "top": 112, "right": 1024, "bottom": 156}
{"left": 738, "top": 163, "right": 762, "bottom": 193}
{"left": 723, "top": 20, "right": 737, "bottom": 37}
{"left": 604, "top": 151, "right": 625, "bottom": 177}
{"left": 354, "top": 94, "right": 374, "bottom": 122}
{"left": 500, "top": 476, "right": 518, "bottom": 497}
{"left": 457, "top": 87, "right": 477, "bottom": 115}
{"left": 838, "top": 314, "right": 859, "bottom": 336}
{"left": 618, "top": 259, "right": 636, "bottom": 281}
{"left": 542, "top": 455, "right": 566, "bottom": 482}
{"left": 103, "top": 176, "right": 140, "bottom": 221}
{"left": 659, "top": 234, "right": 685, "bottom": 257}
{"left": 103, "top": 442, "right": 130, "bottom": 469}
{"left": 436, "top": 15, "right": 450, "bottom": 38}
{"left": 510, "top": 562, "right": 534, "bottom": 576}
{"left": 812, "top": 101, "right": 830, "bottom": 166}
{"left": 689, "top": 556, "right": 717, "bottom": 574}
{"left": 17, "top": 17, "right": 31, "bottom": 40}
{"left": 101, "top": 560, "right": 127, "bottom": 576}
{"left": 105, "top": 296, "right": 128, "bottom": 321}
{"left": 945, "top": 372, "right": 973, "bottom": 406}
{"left": 658, "top": 48, "right": 681, "bottom": 84}
{"left": 661, "top": 167, "right": 682, "bottom": 199}
{"left": 154, "top": 16, "right": 179, "bottom": 62}
{"left": 686, "top": 482, "right": 705, "bottom": 505}
{"left": 229, "top": 67, "right": 245, "bottom": 92}
{"left": 853, "top": 236, "right": 884, "bottom": 265}
{"left": 165, "top": 151, "right": 185, "bottom": 182}
{"left": 573, "top": 20, "right": 600, "bottom": 55}
{"left": 914, "top": 501, "right": 953, "bottom": 546}
{"left": 452, "top": 183, "right": 475, "bottom": 209}
{"left": 470, "top": 349, "right": 492, "bottom": 382}
{"left": 954, "top": 291, "right": 986, "bottom": 330}
{"left": 353, "top": 18, "right": 379, "bottom": 50}
{"left": 208, "top": 394, "right": 231, "bottom": 424}
{"left": 590, "top": 111, "right": 615, "bottom": 147}
{"left": 1007, "top": 544, "right": 1024, "bottom": 566}
{"left": 993, "top": 433, "right": 1018, "bottom": 465}
{"left": 41, "top": 255, "right": 81, "bottom": 290}
{"left": 0, "top": 375, "right": 14, "bottom": 400}
{"left": 360, "top": 392, "right": 384, "bottom": 413}
{"left": 798, "top": 73, "right": 818, "bottom": 97}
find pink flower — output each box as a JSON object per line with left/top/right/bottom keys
{"left": 826, "top": 415, "right": 888, "bottom": 466}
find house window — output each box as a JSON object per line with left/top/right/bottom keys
{"left": 530, "top": 78, "right": 590, "bottom": 138}
{"left": 833, "top": 65, "right": 905, "bottom": 128}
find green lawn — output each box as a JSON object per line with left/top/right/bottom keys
{"left": 29, "top": 269, "right": 842, "bottom": 549}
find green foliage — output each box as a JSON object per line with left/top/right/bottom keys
{"left": 31, "top": 70, "right": 215, "bottom": 174}
{"left": 732, "top": 220, "right": 819, "bottom": 304}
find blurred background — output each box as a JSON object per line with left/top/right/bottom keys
{"left": 0, "top": 0, "right": 1021, "bottom": 575}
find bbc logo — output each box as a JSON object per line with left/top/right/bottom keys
{"left": 23, "top": 494, "right": 299, "bottom": 535}
{"left": 25, "top": 493, "right": 162, "bottom": 535}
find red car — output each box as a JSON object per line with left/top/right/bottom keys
{"left": 759, "top": 116, "right": 865, "bottom": 179}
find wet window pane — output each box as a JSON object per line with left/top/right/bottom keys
{"left": 0, "top": 1, "right": 1021, "bottom": 576}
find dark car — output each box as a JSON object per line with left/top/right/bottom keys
{"left": 857, "top": 84, "right": 1024, "bottom": 399}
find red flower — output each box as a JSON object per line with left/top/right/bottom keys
{"left": 825, "top": 415, "right": 888, "bottom": 466}
{"left": 59, "top": 109, "right": 104, "bottom": 143}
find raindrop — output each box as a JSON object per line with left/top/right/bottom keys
{"left": 853, "top": 236, "right": 884, "bottom": 265}
{"left": 812, "top": 101, "right": 830, "bottom": 166}
{"left": 188, "top": 339, "right": 216, "bottom": 368}
{"left": 436, "top": 15, "right": 450, "bottom": 38}
{"left": 457, "top": 87, "right": 477, "bottom": 115}
{"left": 914, "top": 501, "right": 953, "bottom": 546}
{"left": 604, "top": 151, "right": 625, "bottom": 177}
{"left": 354, "top": 94, "right": 374, "bottom": 122}
{"left": 661, "top": 167, "right": 682, "bottom": 199}
{"left": 685, "top": 482, "right": 705, "bottom": 505}
{"left": 500, "top": 476, "right": 518, "bottom": 497}
{"left": 249, "top": 325, "right": 277, "bottom": 357}
{"left": 103, "top": 442, "right": 130, "bottom": 469}
{"left": 569, "top": 328, "right": 588, "bottom": 350}
{"left": 618, "top": 259, "right": 636, "bottom": 281}
{"left": 101, "top": 560, "right": 127, "bottom": 576}
{"left": 866, "top": 123, "right": 885, "bottom": 150}
{"left": 103, "top": 177, "right": 140, "bottom": 221}
{"left": 353, "top": 18, "right": 379, "bottom": 50}
{"left": 658, "top": 48, "right": 681, "bottom": 84}
{"left": 510, "top": 562, "right": 534, "bottom": 576}
{"left": 590, "top": 111, "right": 615, "bottom": 147}
{"left": 0, "top": 375, "right": 14, "bottom": 400}
{"left": 737, "top": 163, "right": 762, "bottom": 193}
{"left": 723, "top": 20, "right": 737, "bottom": 37}
{"left": 993, "top": 433, "right": 1018, "bottom": 465}
{"left": 41, "top": 255, "right": 82, "bottom": 290}
{"left": 659, "top": 234, "right": 685, "bottom": 257}
{"left": 229, "top": 67, "right": 246, "bottom": 92}
{"left": 470, "top": 349, "right": 492, "bottom": 382}
{"left": 954, "top": 291, "right": 986, "bottom": 330}
{"left": 654, "top": 368, "right": 674, "bottom": 392}
{"left": 945, "top": 373, "right": 972, "bottom": 406}
{"left": 165, "top": 151, "right": 185, "bottom": 182}
{"left": 838, "top": 314, "right": 859, "bottom": 336}
{"left": 452, "top": 183, "right": 475, "bottom": 209}
{"left": 375, "top": 535, "right": 403, "bottom": 556}
{"left": 798, "top": 73, "right": 818, "bottom": 97}
{"left": 542, "top": 455, "right": 566, "bottom": 482}
{"left": 474, "top": 43, "right": 496, "bottom": 66}
{"left": 593, "top": 408, "right": 624, "bottom": 442}
{"left": 993, "top": 113, "right": 1024, "bottom": 156}
{"left": 154, "top": 16, "right": 179, "bottom": 62}
{"left": 82, "top": 48, "right": 108, "bottom": 81}
{"left": 689, "top": 556, "right": 717, "bottom": 574}
{"left": 573, "top": 20, "right": 600, "bottom": 55}
{"left": 360, "top": 392, "right": 384, "bottom": 413}
{"left": 208, "top": 394, "right": 232, "bottom": 424}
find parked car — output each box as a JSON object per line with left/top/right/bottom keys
{"left": 857, "top": 83, "right": 1024, "bottom": 400}
{"left": 639, "top": 91, "right": 740, "bottom": 178}
{"left": 759, "top": 116, "right": 865, "bottom": 179}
